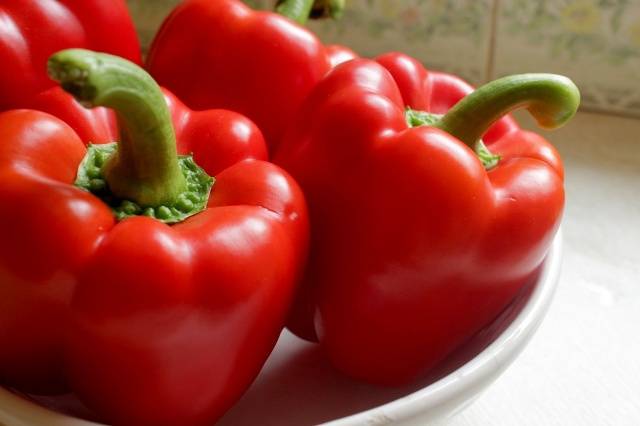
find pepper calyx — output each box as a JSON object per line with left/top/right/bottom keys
{"left": 405, "top": 108, "right": 501, "bottom": 170}
{"left": 76, "top": 143, "right": 214, "bottom": 224}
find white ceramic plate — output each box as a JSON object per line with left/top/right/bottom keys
{"left": 0, "top": 231, "right": 562, "bottom": 426}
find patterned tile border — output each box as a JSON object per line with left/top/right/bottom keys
{"left": 127, "top": 0, "right": 640, "bottom": 116}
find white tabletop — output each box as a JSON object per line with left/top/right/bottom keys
{"left": 434, "top": 111, "right": 640, "bottom": 426}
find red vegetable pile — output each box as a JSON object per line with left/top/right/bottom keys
{"left": 0, "top": 1, "right": 578, "bottom": 425}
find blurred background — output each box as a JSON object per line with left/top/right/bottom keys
{"left": 127, "top": 0, "right": 640, "bottom": 117}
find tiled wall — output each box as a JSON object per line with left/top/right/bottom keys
{"left": 494, "top": 0, "right": 640, "bottom": 116}
{"left": 126, "top": 0, "right": 181, "bottom": 51}
{"left": 127, "top": 0, "right": 640, "bottom": 117}
{"left": 305, "top": 0, "right": 495, "bottom": 84}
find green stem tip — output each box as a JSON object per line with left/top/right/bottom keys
{"left": 48, "top": 48, "right": 213, "bottom": 223}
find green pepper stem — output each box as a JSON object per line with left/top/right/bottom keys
{"left": 310, "top": 0, "right": 346, "bottom": 19}
{"left": 435, "top": 74, "right": 580, "bottom": 148}
{"left": 276, "top": 0, "right": 345, "bottom": 23}
{"left": 48, "top": 48, "right": 185, "bottom": 207}
{"left": 276, "top": 0, "right": 315, "bottom": 24}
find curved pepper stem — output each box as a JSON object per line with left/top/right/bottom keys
{"left": 276, "top": 0, "right": 345, "bottom": 24}
{"left": 48, "top": 49, "right": 213, "bottom": 224}
{"left": 435, "top": 74, "right": 580, "bottom": 149}
{"left": 48, "top": 48, "right": 185, "bottom": 207}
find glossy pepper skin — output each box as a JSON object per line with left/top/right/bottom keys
{"left": 0, "top": 50, "right": 308, "bottom": 426}
{"left": 275, "top": 58, "right": 576, "bottom": 384}
{"left": 146, "top": 0, "right": 334, "bottom": 153}
{"left": 0, "top": 0, "right": 141, "bottom": 112}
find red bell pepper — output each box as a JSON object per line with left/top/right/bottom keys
{"left": 0, "top": 0, "right": 141, "bottom": 112}
{"left": 0, "top": 49, "right": 308, "bottom": 425}
{"left": 275, "top": 58, "right": 578, "bottom": 384}
{"left": 326, "top": 44, "right": 358, "bottom": 67}
{"left": 277, "top": 0, "right": 357, "bottom": 67}
{"left": 147, "top": 0, "right": 343, "bottom": 153}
